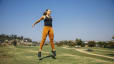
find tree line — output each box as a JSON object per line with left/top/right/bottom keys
{"left": 0, "top": 34, "right": 114, "bottom": 48}
{"left": 56, "top": 35, "right": 114, "bottom": 48}
{"left": 0, "top": 34, "right": 32, "bottom": 46}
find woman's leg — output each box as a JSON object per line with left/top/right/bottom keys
{"left": 49, "top": 27, "right": 55, "bottom": 51}
{"left": 39, "top": 26, "right": 49, "bottom": 52}
{"left": 49, "top": 27, "right": 56, "bottom": 59}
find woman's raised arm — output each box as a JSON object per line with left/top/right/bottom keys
{"left": 32, "top": 16, "right": 45, "bottom": 28}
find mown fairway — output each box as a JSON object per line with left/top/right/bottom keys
{"left": 0, "top": 45, "right": 114, "bottom": 64}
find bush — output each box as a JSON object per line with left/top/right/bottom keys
{"left": 107, "top": 41, "right": 114, "bottom": 48}
{"left": 56, "top": 42, "right": 64, "bottom": 47}
{"left": 96, "top": 41, "right": 106, "bottom": 47}
{"left": 75, "top": 38, "right": 85, "bottom": 47}
{"left": 55, "top": 40, "right": 76, "bottom": 47}
{"left": 87, "top": 41, "right": 96, "bottom": 47}
{"left": 67, "top": 40, "right": 76, "bottom": 47}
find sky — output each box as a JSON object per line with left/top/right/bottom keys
{"left": 0, "top": 0, "right": 114, "bottom": 41}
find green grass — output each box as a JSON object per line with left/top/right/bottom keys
{"left": 0, "top": 45, "right": 114, "bottom": 64}
{"left": 78, "top": 47, "right": 114, "bottom": 57}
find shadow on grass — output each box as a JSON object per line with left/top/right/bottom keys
{"left": 38, "top": 55, "right": 56, "bottom": 64}
{"left": 85, "top": 49, "right": 93, "bottom": 52}
{"left": 40, "top": 55, "right": 54, "bottom": 60}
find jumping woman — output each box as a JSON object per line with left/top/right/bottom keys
{"left": 32, "top": 9, "right": 56, "bottom": 60}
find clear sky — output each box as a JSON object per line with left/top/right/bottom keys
{"left": 0, "top": 0, "right": 114, "bottom": 41}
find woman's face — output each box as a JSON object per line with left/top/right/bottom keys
{"left": 47, "top": 10, "right": 51, "bottom": 15}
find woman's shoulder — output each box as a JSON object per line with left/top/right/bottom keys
{"left": 42, "top": 15, "right": 46, "bottom": 19}
{"left": 42, "top": 15, "right": 52, "bottom": 19}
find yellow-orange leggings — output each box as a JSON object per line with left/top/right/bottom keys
{"left": 40, "top": 26, "right": 55, "bottom": 50}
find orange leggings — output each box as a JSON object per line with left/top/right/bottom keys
{"left": 40, "top": 26, "right": 55, "bottom": 50}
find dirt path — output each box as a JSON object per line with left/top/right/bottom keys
{"left": 91, "top": 48, "right": 114, "bottom": 53}
{"left": 62, "top": 47, "right": 114, "bottom": 60}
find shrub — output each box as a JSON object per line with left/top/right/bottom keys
{"left": 87, "top": 41, "right": 96, "bottom": 47}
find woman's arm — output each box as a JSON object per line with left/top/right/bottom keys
{"left": 32, "top": 16, "right": 45, "bottom": 28}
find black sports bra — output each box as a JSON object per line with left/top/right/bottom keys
{"left": 44, "top": 16, "right": 52, "bottom": 27}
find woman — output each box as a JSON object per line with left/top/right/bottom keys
{"left": 32, "top": 9, "right": 56, "bottom": 59}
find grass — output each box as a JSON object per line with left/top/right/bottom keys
{"left": 0, "top": 45, "right": 114, "bottom": 64}
{"left": 78, "top": 47, "right": 114, "bottom": 57}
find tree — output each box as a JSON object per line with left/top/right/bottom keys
{"left": 97, "top": 41, "right": 106, "bottom": 47}
{"left": 12, "top": 40, "right": 17, "bottom": 46}
{"left": 88, "top": 41, "right": 96, "bottom": 47}
{"left": 112, "top": 35, "right": 114, "bottom": 40}
{"left": 107, "top": 41, "right": 114, "bottom": 48}
{"left": 56, "top": 41, "right": 64, "bottom": 47}
{"left": 32, "top": 41, "right": 38, "bottom": 46}
{"left": 75, "top": 38, "right": 85, "bottom": 47}
{"left": 67, "top": 40, "right": 76, "bottom": 47}
{"left": 24, "top": 38, "right": 32, "bottom": 42}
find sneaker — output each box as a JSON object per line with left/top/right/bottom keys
{"left": 38, "top": 52, "right": 41, "bottom": 60}
{"left": 51, "top": 51, "right": 56, "bottom": 59}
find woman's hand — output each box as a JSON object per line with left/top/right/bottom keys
{"left": 32, "top": 24, "right": 35, "bottom": 28}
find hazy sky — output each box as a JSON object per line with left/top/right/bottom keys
{"left": 0, "top": 0, "right": 114, "bottom": 41}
